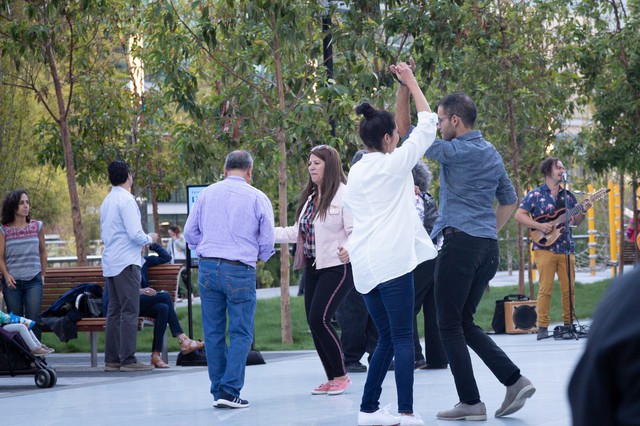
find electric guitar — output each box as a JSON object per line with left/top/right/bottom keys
{"left": 528, "top": 188, "right": 610, "bottom": 247}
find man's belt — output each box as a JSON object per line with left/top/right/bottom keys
{"left": 200, "top": 257, "right": 247, "bottom": 267}
{"left": 443, "top": 227, "right": 463, "bottom": 236}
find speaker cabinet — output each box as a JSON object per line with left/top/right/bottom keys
{"left": 504, "top": 300, "right": 538, "bottom": 334}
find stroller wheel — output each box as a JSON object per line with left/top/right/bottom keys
{"left": 46, "top": 368, "right": 57, "bottom": 388}
{"left": 35, "top": 369, "right": 52, "bottom": 388}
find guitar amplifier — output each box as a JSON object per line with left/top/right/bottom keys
{"left": 504, "top": 300, "right": 538, "bottom": 334}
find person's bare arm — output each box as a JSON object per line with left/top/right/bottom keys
{"left": 496, "top": 202, "right": 517, "bottom": 232}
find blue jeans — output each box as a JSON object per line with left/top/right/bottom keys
{"left": 199, "top": 259, "right": 256, "bottom": 400}
{"left": 2, "top": 272, "right": 43, "bottom": 339}
{"left": 361, "top": 272, "right": 415, "bottom": 414}
{"left": 435, "top": 232, "right": 519, "bottom": 403}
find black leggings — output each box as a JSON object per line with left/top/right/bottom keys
{"left": 304, "top": 260, "right": 354, "bottom": 380}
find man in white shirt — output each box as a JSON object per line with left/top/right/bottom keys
{"left": 100, "top": 160, "right": 158, "bottom": 372}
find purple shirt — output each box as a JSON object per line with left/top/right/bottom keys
{"left": 183, "top": 176, "right": 275, "bottom": 267}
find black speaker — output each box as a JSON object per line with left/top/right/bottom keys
{"left": 504, "top": 300, "right": 538, "bottom": 334}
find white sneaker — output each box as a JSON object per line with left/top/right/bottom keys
{"left": 400, "top": 412, "right": 424, "bottom": 425}
{"left": 358, "top": 407, "right": 401, "bottom": 425}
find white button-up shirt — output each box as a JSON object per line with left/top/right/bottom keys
{"left": 100, "top": 186, "right": 152, "bottom": 277}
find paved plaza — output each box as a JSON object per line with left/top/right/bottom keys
{"left": 1, "top": 265, "right": 632, "bottom": 425}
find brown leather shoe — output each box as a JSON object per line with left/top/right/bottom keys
{"left": 179, "top": 337, "right": 204, "bottom": 354}
{"left": 151, "top": 352, "right": 169, "bottom": 369}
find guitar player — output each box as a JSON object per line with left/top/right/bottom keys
{"left": 514, "top": 157, "right": 592, "bottom": 340}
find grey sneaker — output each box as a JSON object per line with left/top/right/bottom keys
{"left": 120, "top": 361, "right": 154, "bottom": 372}
{"left": 436, "top": 402, "right": 487, "bottom": 421}
{"left": 495, "top": 376, "right": 536, "bottom": 417}
{"left": 104, "top": 362, "right": 121, "bottom": 372}
{"left": 536, "top": 327, "right": 548, "bottom": 340}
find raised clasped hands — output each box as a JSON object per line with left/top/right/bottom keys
{"left": 390, "top": 57, "right": 417, "bottom": 85}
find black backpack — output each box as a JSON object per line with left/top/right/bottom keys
{"left": 421, "top": 191, "right": 438, "bottom": 234}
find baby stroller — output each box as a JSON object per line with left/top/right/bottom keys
{"left": 0, "top": 326, "right": 57, "bottom": 388}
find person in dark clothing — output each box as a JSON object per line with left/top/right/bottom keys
{"left": 335, "top": 286, "right": 378, "bottom": 372}
{"left": 408, "top": 159, "right": 448, "bottom": 371}
{"left": 104, "top": 243, "right": 204, "bottom": 368}
{"left": 568, "top": 267, "right": 640, "bottom": 425}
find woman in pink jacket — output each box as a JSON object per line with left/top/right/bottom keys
{"left": 275, "top": 144, "right": 354, "bottom": 396}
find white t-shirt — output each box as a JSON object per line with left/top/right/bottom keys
{"left": 344, "top": 111, "right": 438, "bottom": 294}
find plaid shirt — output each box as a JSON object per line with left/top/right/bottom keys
{"left": 300, "top": 193, "right": 317, "bottom": 259}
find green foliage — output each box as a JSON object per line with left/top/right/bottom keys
{"left": 564, "top": 0, "right": 640, "bottom": 177}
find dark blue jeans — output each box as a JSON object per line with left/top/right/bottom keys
{"left": 140, "top": 292, "right": 184, "bottom": 353}
{"left": 361, "top": 272, "right": 415, "bottom": 414}
{"left": 435, "top": 232, "right": 519, "bottom": 403}
{"left": 2, "top": 272, "right": 43, "bottom": 339}
{"left": 198, "top": 258, "right": 256, "bottom": 400}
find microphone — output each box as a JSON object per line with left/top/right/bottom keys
{"left": 562, "top": 172, "right": 567, "bottom": 182}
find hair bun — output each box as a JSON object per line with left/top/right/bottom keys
{"left": 355, "top": 102, "right": 377, "bottom": 119}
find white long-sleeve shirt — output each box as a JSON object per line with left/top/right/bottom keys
{"left": 100, "top": 186, "right": 152, "bottom": 277}
{"left": 343, "top": 111, "right": 438, "bottom": 294}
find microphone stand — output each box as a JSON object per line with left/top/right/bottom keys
{"left": 558, "top": 173, "right": 587, "bottom": 340}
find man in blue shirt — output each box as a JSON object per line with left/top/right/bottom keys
{"left": 514, "top": 157, "right": 591, "bottom": 340}
{"left": 396, "top": 74, "right": 535, "bottom": 420}
{"left": 100, "top": 160, "right": 158, "bottom": 372}
{"left": 184, "top": 150, "right": 275, "bottom": 409}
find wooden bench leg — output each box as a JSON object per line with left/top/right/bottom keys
{"left": 162, "top": 330, "right": 169, "bottom": 363}
{"left": 90, "top": 332, "right": 98, "bottom": 368}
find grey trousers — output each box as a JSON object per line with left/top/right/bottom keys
{"left": 104, "top": 265, "right": 141, "bottom": 365}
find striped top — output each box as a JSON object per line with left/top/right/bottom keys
{"left": 1, "top": 220, "right": 43, "bottom": 281}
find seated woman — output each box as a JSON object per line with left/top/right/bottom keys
{"left": 103, "top": 243, "right": 204, "bottom": 368}
{"left": 140, "top": 243, "right": 204, "bottom": 368}
{"left": 0, "top": 310, "right": 54, "bottom": 356}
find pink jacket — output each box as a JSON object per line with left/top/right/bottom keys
{"left": 275, "top": 184, "right": 352, "bottom": 270}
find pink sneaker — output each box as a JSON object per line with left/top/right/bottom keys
{"left": 312, "top": 381, "right": 332, "bottom": 395}
{"left": 327, "top": 376, "right": 351, "bottom": 395}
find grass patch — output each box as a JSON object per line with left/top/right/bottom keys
{"left": 42, "top": 277, "right": 612, "bottom": 353}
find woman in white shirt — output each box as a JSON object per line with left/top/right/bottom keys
{"left": 275, "top": 145, "right": 354, "bottom": 396}
{"left": 343, "top": 63, "right": 437, "bottom": 426}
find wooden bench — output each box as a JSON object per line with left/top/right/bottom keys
{"left": 622, "top": 240, "right": 639, "bottom": 265}
{"left": 40, "top": 263, "right": 183, "bottom": 367}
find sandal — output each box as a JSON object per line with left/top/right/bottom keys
{"left": 150, "top": 353, "right": 169, "bottom": 369}
{"left": 178, "top": 336, "right": 204, "bottom": 354}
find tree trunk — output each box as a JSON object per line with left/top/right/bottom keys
{"left": 500, "top": 20, "right": 525, "bottom": 295}
{"left": 633, "top": 175, "right": 639, "bottom": 262}
{"left": 273, "top": 12, "right": 292, "bottom": 344}
{"left": 506, "top": 92, "right": 524, "bottom": 294}
{"left": 619, "top": 175, "right": 625, "bottom": 276}
{"left": 45, "top": 43, "right": 87, "bottom": 265}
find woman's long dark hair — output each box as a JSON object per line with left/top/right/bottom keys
{"left": 1, "top": 189, "right": 30, "bottom": 225}
{"left": 295, "top": 145, "right": 346, "bottom": 222}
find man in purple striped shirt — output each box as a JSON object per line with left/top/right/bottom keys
{"left": 184, "top": 150, "right": 275, "bottom": 409}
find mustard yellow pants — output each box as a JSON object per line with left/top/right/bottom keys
{"left": 535, "top": 250, "right": 575, "bottom": 328}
